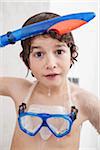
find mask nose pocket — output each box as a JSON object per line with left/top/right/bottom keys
{"left": 39, "top": 127, "right": 52, "bottom": 140}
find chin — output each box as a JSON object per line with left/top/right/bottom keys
{"left": 40, "top": 74, "right": 66, "bottom": 87}
{"left": 44, "top": 79, "right": 63, "bottom": 88}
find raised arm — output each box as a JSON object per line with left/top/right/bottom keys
{"left": 0, "top": 77, "right": 32, "bottom": 104}
{"left": 78, "top": 89, "right": 100, "bottom": 134}
{"left": 0, "top": 77, "right": 12, "bottom": 96}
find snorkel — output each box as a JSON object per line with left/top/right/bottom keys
{"left": 0, "top": 12, "right": 95, "bottom": 47}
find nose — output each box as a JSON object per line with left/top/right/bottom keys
{"left": 45, "top": 54, "right": 57, "bottom": 70}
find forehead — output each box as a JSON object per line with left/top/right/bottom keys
{"left": 30, "top": 35, "right": 67, "bottom": 47}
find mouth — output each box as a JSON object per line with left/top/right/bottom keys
{"left": 43, "top": 73, "right": 60, "bottom": 80}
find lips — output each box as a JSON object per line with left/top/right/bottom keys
{"left": 44, "top": 73, "right": 60, "bottom": 77}
{"left": 43, "top": 73, "right": 60, "bottom": 80}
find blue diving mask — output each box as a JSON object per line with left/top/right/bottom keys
{"left": 18, "top": 103, "right": 78, "bottom": 138}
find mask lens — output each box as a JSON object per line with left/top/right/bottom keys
{"left": 20, "top": 115, "right": 42, "bottom": 133}
{"left": 47, "top": 117, "right": 70, "bottom": 135}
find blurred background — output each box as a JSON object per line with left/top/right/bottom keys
{"left": 0, "top": 0, "right": 99, "bottom": 150}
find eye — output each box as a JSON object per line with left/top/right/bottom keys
{"left": 55, "top": 49, "right": 65, "bottom": 55}
{"left": 34, "top": 51, "right": 44, "bottom": 58}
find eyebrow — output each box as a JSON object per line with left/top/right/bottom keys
{"left": 31, "top": 46, "right": 41, "bottom": 50}
{"left": 30, "top": 43, "right": 67, "bottom": 51}
{"left": 55, "top": 43, "right": 67, "bottom": 48}
{"left": 30, "top": 46, "right": 42, "bottom": 51}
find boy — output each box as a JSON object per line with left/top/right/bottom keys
{"left": 0, "top": 12, "right": 100, "bottom": 150}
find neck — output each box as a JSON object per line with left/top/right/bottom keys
{"left": 36, "top": 79, "right": 69, "bottom": 97}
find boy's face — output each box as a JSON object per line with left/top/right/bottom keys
{"left": 29, "top": 35, "right": 71, "bottom": 87}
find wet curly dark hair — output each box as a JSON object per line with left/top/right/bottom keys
{"left": 20, "top": 12, "right": 78, "bottom": 71}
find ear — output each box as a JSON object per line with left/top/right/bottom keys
{"left": 72, "top": 51, "right": 78, "bottom": 59}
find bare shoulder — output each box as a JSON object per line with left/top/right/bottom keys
{"left": 0, "top": 76, "right": 33, "bottom": 105}
{"left": 71, "top": 82, "right": 98, "bottom": 104}
{"left": 72, "top": 82, "right": 95, "bottom": 95}
{"left": 71, "top": 82, "right": 100, "bottom": 123}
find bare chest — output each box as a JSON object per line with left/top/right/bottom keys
{"left": 11, "top": 114, "right": 82, "bottom": 150}
{"left": 12, "top": 83, "right": 85, "bottom": 150}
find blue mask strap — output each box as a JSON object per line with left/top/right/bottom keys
{"left": 18, "top": 102, "right": 26, "bottom": 114}
{"left": 18, "top": 103, "right": 78, "bottom": 121}
{"left": 70, "top": 106, "right": 78, "bottom": 121}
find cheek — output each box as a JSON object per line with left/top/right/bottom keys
{"left": 63, "top": 53, "right": 71, "bottom": 65}
{"left": 29, "top": 55, "right": 36, "bottom": 69}
{"left": 29, "top": 56, "right": 42, "bottom": 75}
{"left": 62, "top": 62, "right": 70, "bottom": 71}
{"left": 28, "top": 56, "right": 36, "bottom": 72}
{"left": 60, "top": 55, "right": 71, "bottom": 71}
